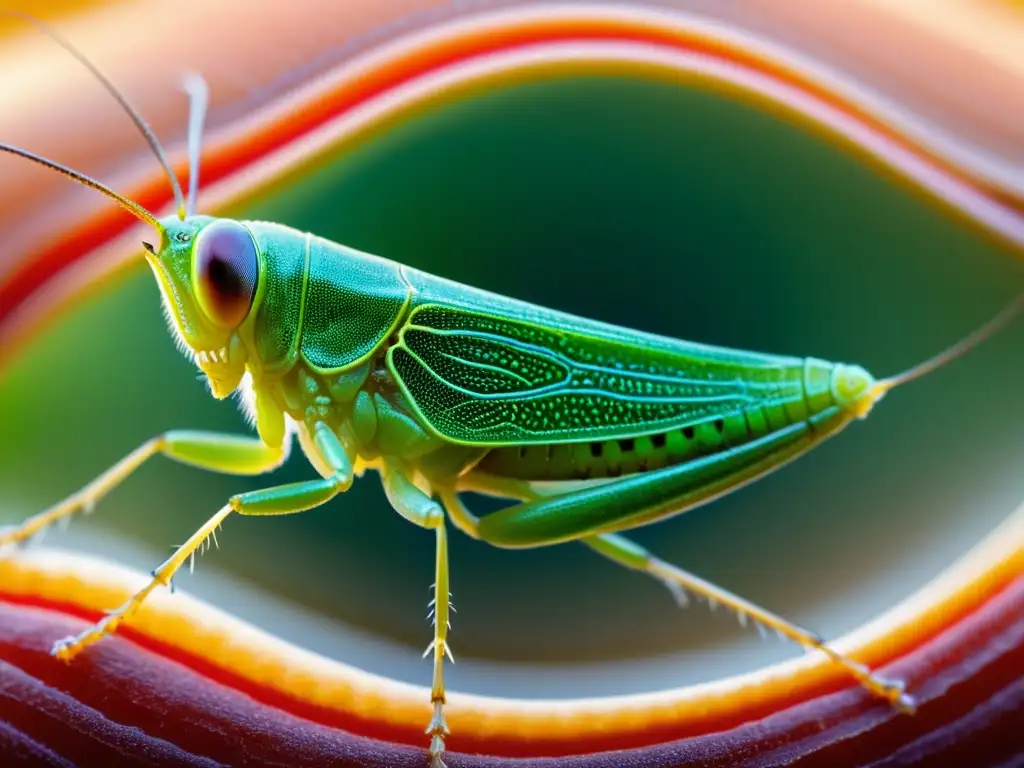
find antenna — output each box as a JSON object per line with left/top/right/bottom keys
{"left": 10, "top": 11, "right": 187, "bottom": 220}
{"left": 876, "top": 292, "right": 1023, "bottom": 394}
{"left": 183, "top": 74, "right": 209, "bottom": 218}
{"left": 0, "top": 143, "right": 163, "bottom": 231}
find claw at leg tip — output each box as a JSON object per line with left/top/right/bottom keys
{"left": 879, "top": 677, "right": 915, "bottom": 714}
{"left": 897, "top": 694, "right": 917, "bottom": 715}
{"left": 51, "top": 638, "right": 76, "bottom": 662}
{"left": 429, "top": 734, "right": 448, "bottom": 768}
{"left": 892, "top": 686, "right": 917, "bottom": 715}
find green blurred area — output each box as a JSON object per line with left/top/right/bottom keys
{"left": 1, "top": 74, "right": 1021, "bottom": 694}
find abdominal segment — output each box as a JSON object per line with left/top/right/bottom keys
{"left": 476, "top": 402, "right": 802, "bottom": 481}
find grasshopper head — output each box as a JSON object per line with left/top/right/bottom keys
{"left": 0, "top": 51, "right": 259, "bottom": 400}
{"left": 145, "top": 215, "right": 259, "bottom": 399}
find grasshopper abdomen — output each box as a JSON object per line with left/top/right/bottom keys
{"left": 473, "top": 357, "right": 849, "bottom": 481}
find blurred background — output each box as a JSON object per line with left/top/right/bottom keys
{"left": 0, "top": 1, "right": 1022, "bottom": 699}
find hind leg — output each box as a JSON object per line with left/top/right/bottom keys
{"left": 583, "top": 532, "right": 914, "bottom": 711}
{"left": 441, "top": 487, "right": 913, "bottom": 712}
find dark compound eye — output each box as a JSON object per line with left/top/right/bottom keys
{"left": 193, "top": 220, "right": 258, "bottom": 328}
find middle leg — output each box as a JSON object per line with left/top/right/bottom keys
{"left": 382, "top": 462, "right": 452, "bottom": 768}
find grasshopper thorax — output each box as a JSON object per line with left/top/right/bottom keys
{"left": 145, "top": 215, "right": 257, "bottom": 399}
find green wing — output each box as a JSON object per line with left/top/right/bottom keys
{"left": 388, "top": 286, "right": 813, "bottom": 446}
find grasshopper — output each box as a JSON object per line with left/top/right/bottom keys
{"left": 2, "top": 17, "right": 1020, "bottom": 767}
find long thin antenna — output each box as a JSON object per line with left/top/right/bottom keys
{"left": 10, "top": 11, "right": 188, "bottom": 220}
{"left": 0, "top": 143, "right": 163, "bottom": 231}
{"left": 183, "top": 74, "right": 209, "bottom": 217}
{"left": 877, "top": 292, "right": 1023, "bottom": 392}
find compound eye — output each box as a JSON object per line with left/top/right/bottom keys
{"left": 193, "top": 220, "right": 258, "bottom": 328}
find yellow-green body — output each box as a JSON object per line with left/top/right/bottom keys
{"left": 150, "top": 215, "right": 880, "bottom": 550}
{"left": 14, "top": 40, "right": 1016, "bottom": 761}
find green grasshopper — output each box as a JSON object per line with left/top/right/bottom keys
{"left": 2, "top": 20, "right": 1021, "bottom": 768}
